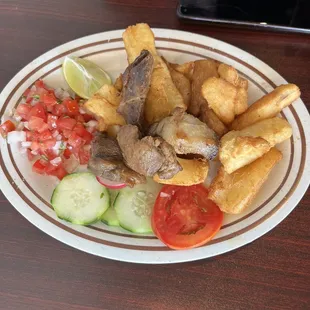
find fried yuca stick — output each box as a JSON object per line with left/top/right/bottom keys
{"left": 231, "top": 84, "right": 300, "bottom": 130}
{"left": 122, "top": 23, "right": 186, "bottom": 124}
{"left": 220, "top": 117, "right": 292, "bottom": 173}
{"left": 209, "top": 147, "right": 282, "bottom": 214}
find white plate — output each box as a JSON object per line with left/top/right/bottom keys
{"left": 0, "top": 29, "right": 309, "bottom": 264}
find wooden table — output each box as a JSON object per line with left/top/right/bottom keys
{"left": 0, "top": 1, "right": 309, "bottom": 309}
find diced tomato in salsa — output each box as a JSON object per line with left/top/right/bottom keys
{"left": 83, "top": 114, "right": 94, "bottom": 122}
{"left": 63, "top": 148, "right": 72, "bottom": 159}
{"left": 63, "top": 99, "right": 79, "bottom": 116}
{"left": 28, "top": 103, "right": 47, "bottom": 121}
{"left": 27, "top": 149, "right": 35, "bottom": 161}
{"left": 32, "top": 159, "right": 47, "bottom": 175}
{"left": 0, "top": 120, "right": 16, "bottom": 138}
{"left": 68, "top": 131, "right": 85, "bottom": 148}
{"left": 79, "top": 147, "right": 91, "bottom": 165}
{"left": 16, "top": 104, "right": 32, "bottom": 121}
{"left": 57, "top": 117, "right": 77, "bottom": 131}
{"left": 47, "top": 114, "right": 58, "bottom": 130}
{"left": 73, "top": 123, "right": 93, "bottom": 143}
{"left": 1, "top": 80, "right": 95, "bottom": 179}
{"left": 52, "top": 104, "right": 67, "bottom": 116}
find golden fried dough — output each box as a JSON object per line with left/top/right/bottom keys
{"left": 153, "top": 158, "right": 209, "bottom": 186}
{"left": 202, "top": 77, "right": 236, "bottom": 124}
{"left": 84, "top": 85, "right": 125, "bottom": 131}
{"left": 189, "top": 59, "right": 219, "bottom": 116}
{"left": 231, "top": 84, "right": 300, "bottom": 130}
{"left": 209, "top": 148, "right": 283, "bottom": 214}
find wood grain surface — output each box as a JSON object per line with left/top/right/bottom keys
{"left": 0, "top": 1, "right": 309, "bottom": 309}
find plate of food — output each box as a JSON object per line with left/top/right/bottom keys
{"left": 0, "top": 23, "right": 309, "bottom": 264}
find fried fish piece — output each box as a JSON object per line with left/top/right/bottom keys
{"left": 189, "top": 59, "right": 219, "bottom": 116}
{"left": 84, "top": 84, "right": 125, "bottom": 131}
{"left": 209, "top": 147, "right": 283, "bottom": 214}
{"left": 231, "top": 84, "right": 300, "bottom": 130}
{"left": 153, "top": 158, "right": 209, "bottom": 186}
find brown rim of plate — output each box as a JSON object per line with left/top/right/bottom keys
{"left": 0, "top": 37, "right": 306, "bottom": 252}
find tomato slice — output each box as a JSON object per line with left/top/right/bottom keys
{"left": 0, "top": 120, "right": 16, "bottom": 138}
{"left": 152, "top": 185, "right": 223, "bottom": 250}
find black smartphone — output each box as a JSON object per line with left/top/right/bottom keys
{"left": 177, "top": 0, "right": 310, "bottom": 34}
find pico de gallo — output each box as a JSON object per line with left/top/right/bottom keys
{"left": 0, "top": 80, "right": 97, "bottom": 180}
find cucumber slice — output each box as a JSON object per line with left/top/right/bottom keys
{"left": 101, "top": 190, "right": 120, "bottom": 226}
{"left": 114, "top": 178, "right": 162, "bottom": 233}
{"left": 51, "top": 172, "right": 110, "bottom": 225}
{"left": 101, "top": 207, "right": 120, "bottom": 226}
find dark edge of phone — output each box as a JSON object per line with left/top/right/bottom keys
{"left": 176, "top": 4, "right": 310, "bottom": 35}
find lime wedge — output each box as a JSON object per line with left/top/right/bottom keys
{"left": 62, "top": 56, "right": 111, "bottom": 99}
